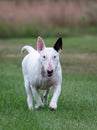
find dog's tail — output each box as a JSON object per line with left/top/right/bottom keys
{"left": 21, "top": 45, "right": 36, "bottom": 54}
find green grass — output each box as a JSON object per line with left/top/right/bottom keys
{"left": 0, "top": 37, "right": 97, "bottom": 130}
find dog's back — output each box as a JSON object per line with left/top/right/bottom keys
{"left": 22, "top": 46, "right": 40, "bottom": 82}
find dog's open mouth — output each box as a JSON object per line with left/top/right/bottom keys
{"left": 47, "top": 73, "right": 53, "bottom": 77}
{"left": 47, "top": 70, "right": 53, "bottom": 77}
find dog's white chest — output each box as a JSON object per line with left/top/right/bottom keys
{"left": 34, "top": 76, "right": 55, "bottom": 89}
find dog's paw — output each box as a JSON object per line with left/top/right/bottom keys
{"left": 28, "top": 104, "right": 33, "bottom": 110}
{"left": 49, "top": 102, "right": 57, "bottom": 110}
{"left": 34, "top": 104, "right": 44, "bottom": 110}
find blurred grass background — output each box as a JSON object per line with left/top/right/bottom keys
{"left": 0, "top": 0, "right": 97, "bottom": 38}
{"left": 0, "top": 37, "right": 97, "bottom": 130}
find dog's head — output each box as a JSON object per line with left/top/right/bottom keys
{"left": 37, "top": 36, "right": 62, "bottom": 77}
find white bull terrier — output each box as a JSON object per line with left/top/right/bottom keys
{"left": 21, "top": 37, "right": 62, "bottom": 110}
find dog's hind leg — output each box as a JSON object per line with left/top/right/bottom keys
{"left": 43, "top": 88, "right": 50, "bottom": 105}
{"left": 24, "top": 77, "right": 33, "bottom": 110}
{"left": 31, "top": 86, "right": 44, "bottom": 109}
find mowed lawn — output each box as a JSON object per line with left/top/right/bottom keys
{"left": 0, "top": 37, "right": 97, "bottom": 130}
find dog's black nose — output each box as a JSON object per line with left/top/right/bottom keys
{"left": 47, "top": 70, "right": 53, "bottom": 76}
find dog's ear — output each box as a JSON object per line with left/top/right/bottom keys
{"left": 37, "top": 36, "right": 45, "bottom": 52}
{"left": 53, "top": 37, "right": 62, "bottom": 53}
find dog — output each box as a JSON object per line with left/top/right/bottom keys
{"left": 21, "top": 36, "right": 62, "bottom": 110}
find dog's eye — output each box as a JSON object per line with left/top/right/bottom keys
{"left": 54, "top": 56, "right": 56, "bottom": 59}
{"left": 43, "top": 56, "right": 46, "bottom": 59}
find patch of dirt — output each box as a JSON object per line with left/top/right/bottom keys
{"left": 61, "top": 53, "right": 97, "bottom": 75}
{"left": 61, "top": 53, "right": 97, "bottom": 61}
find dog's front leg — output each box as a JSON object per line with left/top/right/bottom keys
{"left": 31, "top": 86, "right": 44, "bottom": 109}
{"left": 49, "top": 84, "right": 61, "bottom": 110}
